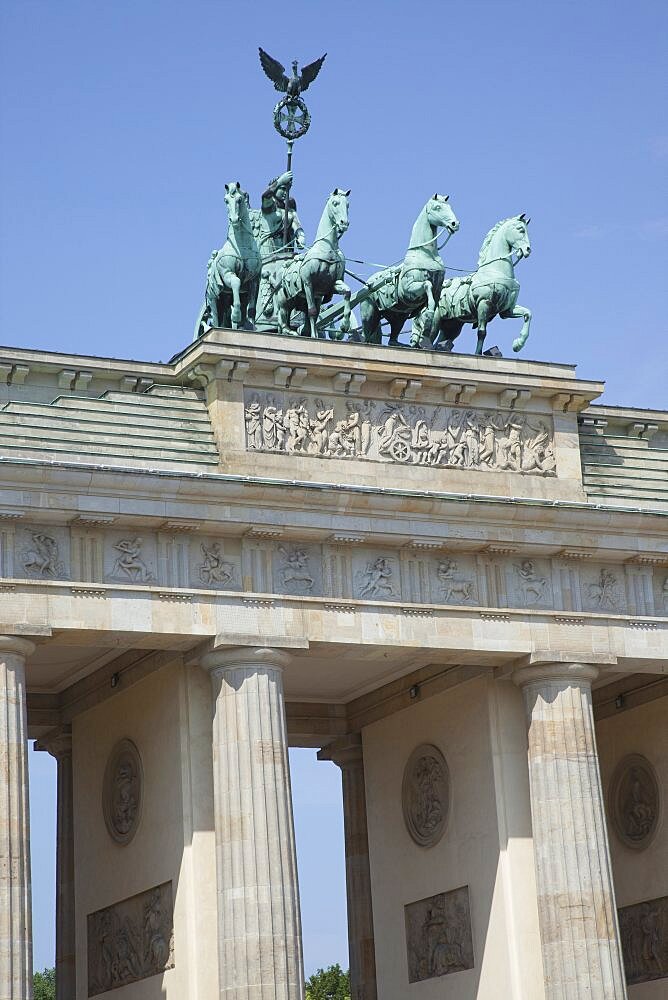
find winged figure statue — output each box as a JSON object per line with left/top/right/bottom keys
{"left": 258, "top": 48, "right": 327, "bottom": 99}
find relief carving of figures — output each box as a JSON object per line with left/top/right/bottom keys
{"left": 22, "top": 532, "right": 64, "bottom": 578}
{"left": 356, "top": 556, "right": 395, "bottom": 599}
{"left": 244, "top": 390, "right": 556, "bottom": 476}
{"left": 87, "top": 882, "right": 174, "bottom": 997}
{"left": 404, "top": 886, "right": 474, "bottom": 984}
{"left": 587, "top": 568, "right": 620, "bottom": 610}
{"left": 619, "top": 895, "right": 668, "bottom": 985}
{"left": 514, "top": 559, "right": 548, "bottom": 604}
{"left": 112, "top": 538, "right": 153, "bottom": 583}
{"left": 103, "top": 740, "right": 143, "bottom": 845}
{"left": 609, "top": 754, "right": 660, "bottom": 850}
{"left": 436, "top": 558, "right": 473, "bottom": 604}
{"left": 277, "top": 545, "right": 314, "bottom": 592}
{"left": 199, "top": 542, "right": 236, "bottom": 586}
{"left": 402, "top": 744, "right": 450, "bottom": 847}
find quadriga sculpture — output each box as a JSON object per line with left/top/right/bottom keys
{"left": 274, "top": 188, "right": 352, "bottom": 338}
{"left": 359, "top": 195, "right": 459, "bottom": 344}
{"left": 412, "top": 214, "right": 532, "bottom": 355}
{"left": 195, "top": 181, "right": 261, "bottom": 335}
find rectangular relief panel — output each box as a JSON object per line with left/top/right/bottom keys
{"left": 404, "top": 884, "right": 474, "bottom": 984}
{"left": 244, "top": 390, "right": 556, "bottom": 476}
{"left": 87, "top": 881, "right": 174, "bottom": 996}
{"left": 619, "top": 894, "right": 668, "bottom": 986}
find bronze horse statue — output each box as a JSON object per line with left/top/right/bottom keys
{"left": 275, "top": 188, "right": 353, "bottom": 338}
{"left": 412, "top": 214, "right": 532, "bottom": 354}
{"left": 194, "top": 181, "right": 261, "bottom": 336}
{"left": 359, "top": 195, "right": 460, "bottom": 344}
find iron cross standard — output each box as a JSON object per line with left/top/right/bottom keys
{"left": 258, "top": 47, "right": 326, "bottom": 246}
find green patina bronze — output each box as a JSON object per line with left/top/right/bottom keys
{"left": 359, "top": 195, "right": 459, "bottom": 344}
{"left": 194, "top": 51, "right": 535, "bottom": 356}
{"left": 274, "top": 188, "right": 352, "bottom": 338}
{"left": 194, "top": 182, "right": 261, "bottom": 337}
{"left": 412, "top": 215, "right": 532, "bottom": 354}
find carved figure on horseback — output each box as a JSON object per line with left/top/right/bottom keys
{"left": 359, "top": 195, "right": 460, "bottom": 344}
{"left": 412, "top": 214, "right": 532, "bottom": 355}
{"left": 195, "top": 181, "right": 261, "bottom": 336}
{"left": 275, "top": 188, "right": 353, "bottom": 338}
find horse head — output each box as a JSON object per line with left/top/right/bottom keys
{"left": 505, "top": 214, "right": 532, "bottom": 259}
{"left": 426, "top": 194, "right": 460, "bottom": 235}
{"left": 327, "top": 188, "right": 351, "bottom": 238}
{"left": 224, "top": 181, "right": 247, "bottom": 226}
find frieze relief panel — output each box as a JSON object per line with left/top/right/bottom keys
{"left": 244, "top": 390, "right": 557, "bottom": 475}
{"left": 405, "top": 885, "right": 474, "bottom": 983}
{"left": 87, "top": 881, "right": 174, "bottom": 996}
{"left": 0, "top": 524, "right": 667, "bottom": 620}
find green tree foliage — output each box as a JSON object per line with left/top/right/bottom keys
{"left": 33, "top": 968, "right": 56, "bottom": 1000}
{"left": 305, "top": 964, "right": 350, "bottom": 1000}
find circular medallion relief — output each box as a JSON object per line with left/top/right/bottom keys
{"left": 609, "top": 753, "right": 660, "bottom": 850}
{"left": 103, "top": 739, "right": 143, "bottom": 845}
{"left": 402, "top": 744, "right": 450, "bottom": 847}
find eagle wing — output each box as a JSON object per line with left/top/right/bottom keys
{"left": 258, "top": 47, "right": 289, "bottom": 92}
{"left": 299, "top": 53, "right": 327, "bottom": 92}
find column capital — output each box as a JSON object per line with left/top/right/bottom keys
{"left": 35, "top": 725, "right": 72, "bottom": 760}
{"left": 512, "top": 650, "right": 617, "bottom": 689}
{"left": 200, "top": 644, "right": 292, "bottom": 675}
{"left": 318, "top": 733, "right": 363, "bottom": 769}
{"left": 0, "top": 635, "right": 36, "bottom": 660}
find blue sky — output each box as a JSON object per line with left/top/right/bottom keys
{"left": 1, "top": 0, "right": 665, "bottom": 975}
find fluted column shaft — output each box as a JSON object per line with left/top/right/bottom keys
{"left": 0, "top": 636, "right": 35, "bottom": 1000}
{"left": 37, "top": 729, "right": 75, "bottom": 1000}
{"left": 514, "top": 661, "right": 627, "bottom": 1000}
{"left": 318, "top": 735, "right": 377, "bottom": 1000}
{"left": 202, "top": 647, "right": 304, "bottom": 1000}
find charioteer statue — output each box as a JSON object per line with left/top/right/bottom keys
{"left": 251, "top": 169, "right": 305, "bottom": 330}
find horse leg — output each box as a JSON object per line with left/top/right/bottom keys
{"left": 388, "top": 315, "right": 404, "bottom": 344}
{"left": 415, "top": 279, "right": 436, "bottom": 343}
{"left": 333, "top": 279, "right": 352, "bottom": 334}
{"left": 475, "top": 299, "right": 492, "bottom": 354}
{"left": 437, "top": 321, "right": 464, "bottom": 353}
{"left": 502, "top": 304, "right": 532, "bottom": 352}
{"left": 224, "top": 273, "right": 243, "bottom": 329}
{"left": 246, "top": 277, "right": 259, "bottom": 330}
{"left": 302, "top": 274, "right": 318, "bottom": 338}
{"left": 360, "top": 298, "right": 381, "bottom": 344}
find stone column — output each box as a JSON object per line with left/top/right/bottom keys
{"left": 201, "top": 646, "right": 304, "bottom": 1000}
{"left": 37, "top": 728, "right": 75, "bottom": 1000}
{"left": 318, "top": 735, "right": 377, "bottom": 1000}
{"left": 513, "top": 659, "right": 627, "bottom": 1000}
{"left": 0, "top": 636, "right": 35, "bottom": 1000}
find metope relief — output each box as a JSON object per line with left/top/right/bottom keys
{"left": 618, "top": 894, "right": 668, "bottom": 985}
{"left": 583, "top": 567, "right": 623, "bottom": 612}
{"left": 244, "top": 390, "right": 556, "bottom": 475}
{"left": 405, "top": 885, "right": 474, "bottom": 983}
{"left": 103, "top": 739, "right": 143, "bottom": 846}
{"left": 18, "top": 526, "right": 68, "bottom": 580}
{"left": 512, "top": 558, "right": 551, "bottom": 607}
{"left": 402, "top": 744, "right": 450, "bottom": 847}
{"left": 433, "top": 557, "right": 477, "bottom": 605}
{"left": 196, "top": 540, "right": 240, "bottom": 589}
{"left": 105, "top": 535, "right": 156, "bottom": 584}
{"left": 274, "top": 544, "right": 319, "bottom": 596}
{"left": 609, "top": 754, "right": 660, "bottom": 850}
{"left": 352, "top": 552, "right": 398, "bottom": 601}
{"left": 87, "top": 881, "right": 174, "bottom": 996}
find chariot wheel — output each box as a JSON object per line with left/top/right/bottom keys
{"left": 273, "top": 97, "right": 311, "bottom": 140}
{"left": 390, "top": 438, "right": 412, "bottom": 463}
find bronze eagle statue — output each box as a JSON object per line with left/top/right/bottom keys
{"left": 258, "top": 48, "right": 327, "bottom": 99}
